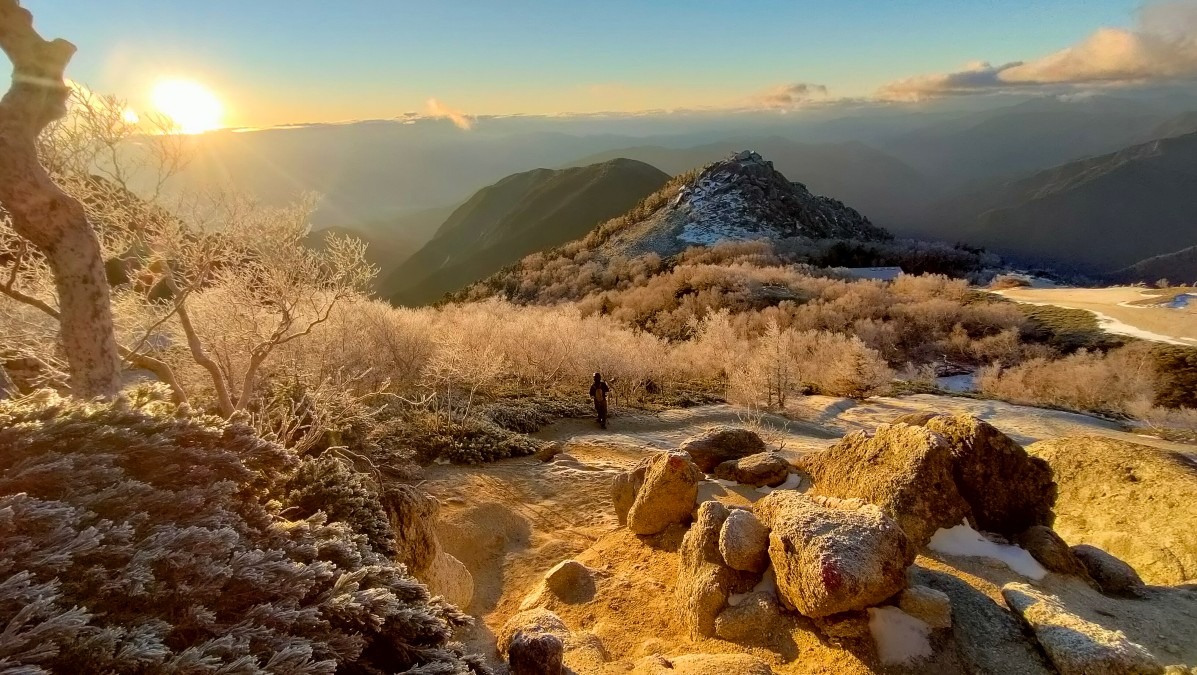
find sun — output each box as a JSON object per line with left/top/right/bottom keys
{"left": 150, "top": 79, "right": 223, "bottom": 134}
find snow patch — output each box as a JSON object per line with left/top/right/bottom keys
{"left": 1168, "top": 293, "right": 1194, "bottom": 309}
{"left": 936, "top": 373, "right": 976, "bottom": 393}
{"left": 712, "top": 478, "right": 741, "bottom": 488}
{"left": 929, "top": 523, "right": 1047, "bottom": 580}
{"left": 755, "top": 472, "right": 804, "bottom": 494}
{"left": 752, "top": 566, "right": 778, "bottom": 596}
{"left": 868, "top": 606, "right": 933, "bottom": 665}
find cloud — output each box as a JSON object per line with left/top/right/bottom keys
{"left": 425, "top": 97, "right": 474, "bottom": 130}
{"left": 878, "top": 61, "right": 1024, "bottom": 101}
{"left": 877, "top": 0, "right": 1197, "bottom": 100}
{"left": 756, "top": 82, "right": 830, "bottom": 108}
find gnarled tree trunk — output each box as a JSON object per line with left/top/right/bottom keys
{"left": 0, "top": 1, "right": 120, "bottom": 398}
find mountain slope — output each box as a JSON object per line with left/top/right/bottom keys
{"left": 567, "top": 136, "right": 931, "bottom": 230}
{"left": 596, "top": 151, "right": 889, "bottom": 258}
{"left": 1116, "top": 246, "right": 1197, "bottom": 284}
{"left": 385, "top": 158, "right": 669, "bottom": 305}
{"left": 943, "top": 131, "right": 1197, "bottom": 272}
{"left": 878, "top": 96, "right": 1169, "bottom": 189}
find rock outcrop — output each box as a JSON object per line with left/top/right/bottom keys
{"left": 753, "top": 493, "right": 915, "bottom": 618}
{"left": 675, "top": 501, "right": 756, "bottom": 637}
{"left": 899, "top": 413, "right": 1056, "bottom": 536}
{"left": 713, "top": 452, "right": 790, "bottom": 487}
{"left": 499, "top": 608, "right": 570, "bottom": 675}
{"left": 799, "top": 415, "right": 1056, "bottom": 549}
{"left": 623, "top": 452, "right": 704, "bottom": 535}
{"left": 612, "top": 458, "right": 650, "bottom": 526}
{"left": 521, "top": 560, "right": 598, "bottom": 609}
{"left": 1017, "top": 526, "right": 1095, "bottom": 582}
{"left": 1028, "top": 435, "right": 1197, "bottom": 585}
{"left": 1072, "top": 545, "right": 1146, "bottom": 597}
{"left": 796, "top": 423, "right": 969, "bottom": 549}
{"left": 384, "top": 484, "right": 474, "bottom": 609}
{"left": 714, "top": 592, "right": 783, "bottom": 643}
{"left": 678, "top": 426, "right": 767, "bottom": 473}
{"left": 899, "top": 585, "right": 953, "bottom": 630}
{"left": 1002, "top": 583, "right": 1163, "bottom": 675}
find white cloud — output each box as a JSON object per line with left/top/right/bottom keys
{"left": 425, "top": 97, "right": 474, "bottom": 130}
{"left": 877, "top": 0, "right": 1197, "bottom": 100}
{"left": 755, "top": 82, "right": 830, "bottom": 108}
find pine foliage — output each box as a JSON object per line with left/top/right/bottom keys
{"left": 0, "top": 391, "right": 487, "bottom": 674}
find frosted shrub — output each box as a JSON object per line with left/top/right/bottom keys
{"left": 977, "top": 343, "right": 1158, "bottom": 416}
{"left": 0, "top": 391, "right": 484, "bottom": 674}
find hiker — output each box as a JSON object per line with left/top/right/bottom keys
{"left": 589, "top": 372, "right": 611, "bottom": 428}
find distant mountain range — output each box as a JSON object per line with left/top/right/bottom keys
{"left": 929, "top": 131, "right": 1197, "bottom": 272}
{"left": 384, "top": 159, "right": 669, "bottom": 305}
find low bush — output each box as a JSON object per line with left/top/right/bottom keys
{"left": 0, "top": 391, "right": 486, "bottom": 674}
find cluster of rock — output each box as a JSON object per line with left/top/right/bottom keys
{"left": 593, "top": 415, "right": 1190, "bottom": 674}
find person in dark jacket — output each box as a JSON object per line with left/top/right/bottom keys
{"left": 589, "top": 372, "right": 610, "bottom": 428}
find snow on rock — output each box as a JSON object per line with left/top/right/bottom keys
{"left": 929, "top": 522, "right": 1047, "bottom": 580}
{"left": 755, "top": 472, "right": 804, "bottom": 494}
{"left": 868, "top": 606, "right": 933, "bottom": 665}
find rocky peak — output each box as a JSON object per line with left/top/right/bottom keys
{"left": 602, "top": 150, "right": 890, "bottom": 257}
{"left": 672, "top": 150, "right": 889, "bottom": 244}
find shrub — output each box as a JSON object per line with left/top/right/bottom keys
{"left": 976, "top": 343, "right": 1157, "bottom": 417}
{"left": 0, "top": 391, "right": 486, "bottom": 674}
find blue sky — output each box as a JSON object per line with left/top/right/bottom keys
{"left": 23, "top": 0, "right": 1146, "bottom": 127}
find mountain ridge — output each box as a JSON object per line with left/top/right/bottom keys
{"left": 384, "top": 158, "right": 669, "bottom": 305}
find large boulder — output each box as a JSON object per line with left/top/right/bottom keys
{"left": 718, "top": 508, "right": 770, "bottom": 573}
{"left": 901, "top": 413, "right": 1056, "bottom": 536}
{"left": 796, "top": 424, "right": 970, "bottom": 549}
{"left": 612, "top": 458, "right": 651, "bottom": 526}
{"left": 678, "top": 426, "right": 766, "bottom": 473}
{"left": 626, "top": 452, "right": 703, "bottom": 536}
{"left": 713, "top": 452, "right": 790, "bottom": 487}
{"left": 675, "top": 500, "right": 756, "bottom": 637}
{"left": 1027, "top": 435, "right": 1197, "bottom": 585}
{"left": 753, "top": 493, "right": 915, "bottom": 618}
{"left": 1002, "top": 583, "right": 1163, "bottom": 675}
{"left": 1072, "top": 545, "right": 1146, "bottom": 597}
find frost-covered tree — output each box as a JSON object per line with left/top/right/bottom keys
{"left": 0, "top": 1, "right": 120, "bottom": 397}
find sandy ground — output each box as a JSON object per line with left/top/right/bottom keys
{"left": 418, "top": 398, "right": 1197, "bottom": 673}
{"left": 997, "top": 286, "right": 1197, "bottom": 346}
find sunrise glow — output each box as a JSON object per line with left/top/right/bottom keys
{"left": 150, "top": 79, "right": 223, "bottom": 134}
